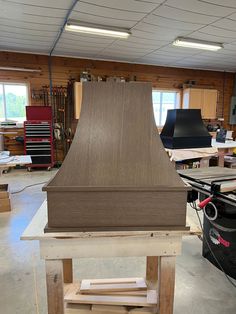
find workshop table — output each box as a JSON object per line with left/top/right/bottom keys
{"left": 0, "top": 152, "right": 32, "bottom": 175}
{"left": 211, "top": 139, "right": 236, "bottom": 167}
{"left": 166, "top": 146, "right": 218, "bottom": 168}
{"left": 0, "top": 153, "right": 32, "bottom": 212}
{"left": 21, "top": 200, "right": 192, "bottom": 314}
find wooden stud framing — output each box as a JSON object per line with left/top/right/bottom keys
{"left": 158, "top": 256, "right": 176, "bottom": 314}
{"left": 46, "top": 260, "right": 65, "bottom": 314}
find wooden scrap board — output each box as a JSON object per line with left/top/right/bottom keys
{"left": 80, "top": 278, "right": 147, "bottom": 294}
{"left": 65, "top": 281, "right": 157, "bottom": 308}
{"left": 0, "top": 184, "right": 11, "bottom": 212}
{"left": 65, "top": 303, "right": 157, "bottom": 314}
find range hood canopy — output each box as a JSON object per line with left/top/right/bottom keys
{"left": 44, "top": 82, "right": 188, "bottom": 232}
{"left": 160, "top": 109, "right": 212, "bottom": 149}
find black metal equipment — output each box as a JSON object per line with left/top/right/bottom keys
{"left": 160, "top": 109, "right": 212, "bottom": 149}
{"left": 178, "top": 167, "right": 236, "bottom": 279}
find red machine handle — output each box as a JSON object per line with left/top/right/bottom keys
{"left": 198, "top": 196, "right": 213, "bottom": 209}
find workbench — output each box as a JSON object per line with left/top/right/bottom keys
{"left": 0, "top": 153, "right": 32, "bottom": 212}
{"left": 166, "top": 139, "right": 236, "bottom": 168}
{"left": 21, "top": 201, "right": 194, "bottom": 314}
{"left": 166, "top": 146, "right": 217, "bottom": 168}
{"left": 211, "top": 139, "right": 236, "bottom": 167}
{"left": 0, "top": 152, "right": 31, "bottom": 175}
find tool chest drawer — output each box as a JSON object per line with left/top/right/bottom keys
{"left": 24, "top": 119, "right": 54, "bottom": 169}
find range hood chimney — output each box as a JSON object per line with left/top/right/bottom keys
{"left": 160, "top": 109, "right": 212, "bottom": 149}
{"left": 44, "top": 82, "right": 188, "bottom": 232}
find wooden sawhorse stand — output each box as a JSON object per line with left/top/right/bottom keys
{"left": 21, "top": 201, "right": 189, "bottom": 314}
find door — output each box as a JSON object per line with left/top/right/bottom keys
{"left": 202, "top": 89, "right": 218, "bottom": 119}
{"left": 189, "top": 88, "right": 203, "bottom": 110}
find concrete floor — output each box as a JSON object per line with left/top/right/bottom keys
{"left": 0, "top": 168, "right": 236, "bottom": 314}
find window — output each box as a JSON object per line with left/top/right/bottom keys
{"left": 0, "top": 83, "right": 29, "bottom": 122}
{"left": 152, "top": 90, "right": 180, "bottom": 126}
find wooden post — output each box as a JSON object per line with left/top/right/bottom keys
{"left": 218, "top": 149, "right": 225, "bottom": 167}
{"left": 45, "top": 260, "right": 65, "bottom": 314}
{"left": 63, "top": 259, "right": 73, "bottom": 283}
{"left": 158, "top": 256, "right": 176, "bottom": 314}
{"left": 146, "top": 256, "right": 158, "bottom": 289}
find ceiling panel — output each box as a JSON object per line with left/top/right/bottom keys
{"left": 224, "top": 43, "right": 236, "bottom": 50}
{"left": 133, "top": 22, "right": 188, "bottom": 40}
{"left": 0, "top": 42, "right": 50, "bottom": 52}
{"left": 212, "top": 18, "right": 236, "bottom": 30}
{"left": 165, "top": 0, "right": 235, "bottom": 17}
{"left": 224, "top": 12, "right": 236, "bottom": 21}
{"left": 0, "top": 24, "right": 57, "bottom": 37}
{"left": 0, "top": 36, "right": 51, "bottom": 47}
{"left": 199, "top": 25, "right": 236, "bottom": 39}
{"left": 14, "top": 5, "right": 67, "bottom": 18}
{"left": 143, "top": 14, "right": 205, "bottom": 31}
{"left": 199, "top": 0, "right": 236, "bottom": 9}
{"left": 76, "top": 0, "right": 161, "bottom": 13}
{"left": 152, "top": 5, "right": 218, "bottom": 24}
{"left": 1, "top": 0, "right": 236, "bottom": 71}
{"left": 69, "top": 12, "right": 136, "bottom": 28}
{"left": 5, "top": 0, "right": 71, "bottom": 9}
{"left": 101, "top": 43, "right": 154, "bottom": 54}
{"left": 72, "top": 2, "right": 147, "bottom": 22}
{"left": 53, "top": 50, "right": 101, "bottom": 59}
{"left": 97, "top": 48, "right": 149, "bottom": 57}
{"left": 130, "top": 28, "right": 178, "bottom": 42}
{"left": 0, "top": 18, "right": 60, "bottom": 31}
{"left": 157, "top": 45, "right": 202, "bottom": 56}
{"left": 187, "top": 31, "right": 234, "bottom": 44}
{"left": 0, "top": 1, "right": 24, "bottom": 19}
{"left": 3, "top": 14, "right": 64, "bottom": 25}
{"left": 137, "top": 57, "right": 179, "bottom": 66}
{"left": 0, "top": 31, "right": 54, "bottom": 41}
{"left": 60, "top": 32, "right": 114, "bottom": 45}
{"left": 141, "top": 52, "right": 183, "bottom": 61}
{"left": 107, "top": 39, "right": 164, "bottom": 50}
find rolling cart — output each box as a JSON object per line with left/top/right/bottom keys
{"left": 24, "top": 107, "right": 54, "bottom": 171}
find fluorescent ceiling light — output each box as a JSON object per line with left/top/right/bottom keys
{"left": 173, "top": 37, "right": 223, "bottom": 51}
{"left": 0, "top": 66, "right": 41, "bottom": 72}
{"left": 65, "top": 20, "right": 131, "bottom": 39}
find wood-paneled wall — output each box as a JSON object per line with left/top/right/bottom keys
{"left": 0, "top": 51, "right": 235, "bottom": 129}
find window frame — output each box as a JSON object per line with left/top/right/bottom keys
{"left": 152, "top": 89, "right": 180, "bottom": 127}
{"left": 0, "top": 81, "right": 30, "bottom": 122}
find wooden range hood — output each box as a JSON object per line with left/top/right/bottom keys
{"left": 44, "top": 82, "right": 188, "bottom": 232}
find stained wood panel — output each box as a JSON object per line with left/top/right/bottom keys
{"left": 44, "top": 82, "right": 188, "bottom": 230}
{"left": 49, "top": 82, "right": 184, "bottom": 187}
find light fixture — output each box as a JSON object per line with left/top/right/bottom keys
{"left": 65, "top": 20, "right": 131, "bottom": 39}
{"left": 0, "top": 66, "right": 41, "bottom": 72}
{"left": 173, "top": 37, "right": 223, "bottom": 51}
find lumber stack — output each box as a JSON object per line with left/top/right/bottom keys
{"left": 0, "top": 184, "right": 11, "bottom": 212}
{"left": 65, "top": 278, "right": 158, "bottom": 314}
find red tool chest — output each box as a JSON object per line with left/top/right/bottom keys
{"left": 24, "top": 107, "right": 54, "bottom": 170}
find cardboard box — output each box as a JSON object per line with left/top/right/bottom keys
{"left": 0, "top": 197, "right": 11, "bottom": 212}
{"left": 0, "top": 184, "right": 9, "bottom": 199}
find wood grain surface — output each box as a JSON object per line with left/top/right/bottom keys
{"left": 48, "top": 82, "right": 184, "bottom": 187}
{"left": 45, "top": 82, "right": 188, "bottom": 229}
